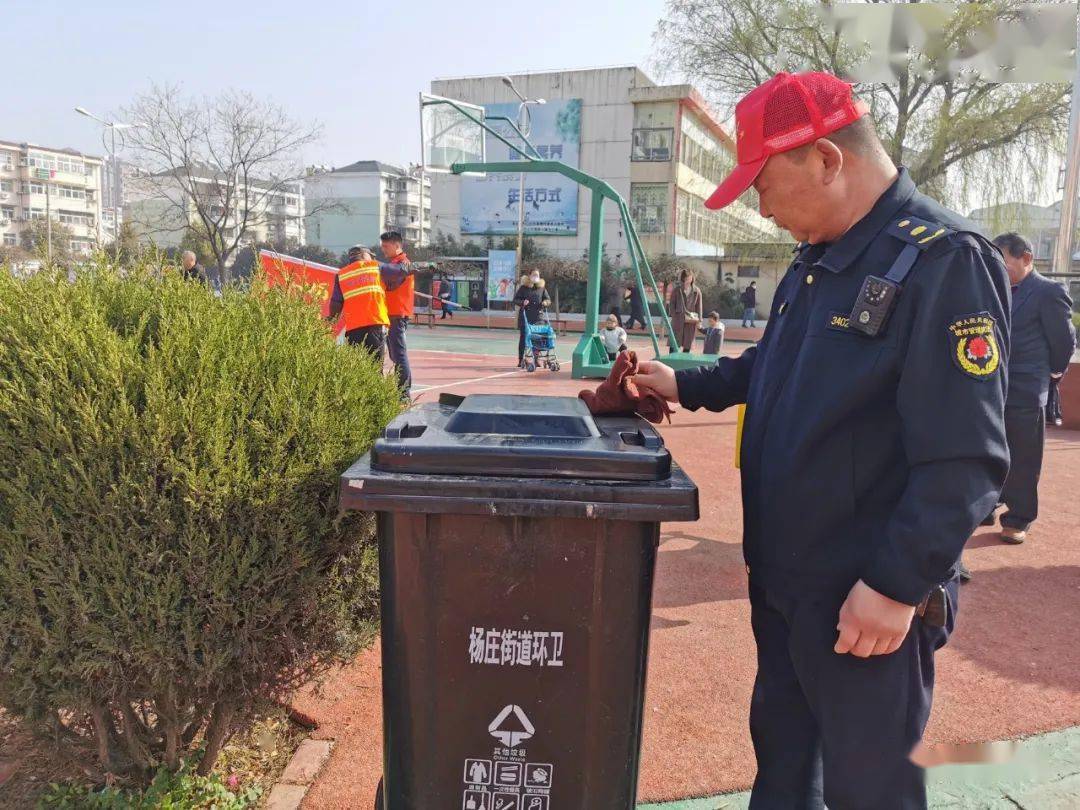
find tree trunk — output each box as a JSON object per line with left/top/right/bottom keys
{"left": 119, "top": 702, "right": 153, "bottom": 771}
{"left": 196, "top": 700, "right": 235, "bottom": 776}
{"left": 89, "top": 704, "right": 117, "bottom": 772}
{"left": 160, "top": 691, "right": 181, "bottom": 769}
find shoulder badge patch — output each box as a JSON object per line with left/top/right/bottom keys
{"left": 889, "top": 216, "right": 951, "bottom": 248}
{"left": 948, "top": 313, "right": 1000, "bottom": 379}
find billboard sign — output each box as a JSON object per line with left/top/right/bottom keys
{"left": 461, "top": 98, "right": 581, "bottom": 236}
{"left": 487, "top": 249, "right": 518, "bottom": 301}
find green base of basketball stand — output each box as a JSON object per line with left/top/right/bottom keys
{"left": 572, "top": 333, "right": 719, "bottom": 380}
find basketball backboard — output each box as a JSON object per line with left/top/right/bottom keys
{"left": 420, "top": 93, "right": 486, "bottom": 174}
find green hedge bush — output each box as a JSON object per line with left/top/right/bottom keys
{"left": 0, "top": 262, "right": 401, "bottom": 778}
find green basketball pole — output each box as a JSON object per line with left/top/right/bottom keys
{"left": 430, "top": 97, "right": 716, "bottom": 378}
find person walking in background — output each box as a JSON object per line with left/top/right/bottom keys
{"left": 380, "top": 230, "right": 414, "bottom": 400}
{"left": 740, "top": 281, "right": 757, "bottom": 328}
{"left": 699, "top": 311, "right": 725, "bottom": 355}
{"left": 624, "top": 283, "right": 647, "bottom": 330}
{"left": 438, "top": 278, "right": 454, "bottom": 319}
{"left": 513, "top": 274, "right": 533, "bottom": 367}
{"left": 668, "top": 268, "right": 703, "bottom": 353}
{"left": 514, "top": 271, "right": 550, "bottom": 367}
{"left": 600, "top": 313, "right": 628, "bottom": 361}
{"left": 984, "top": 232, "right": 1076, "bottom": 545}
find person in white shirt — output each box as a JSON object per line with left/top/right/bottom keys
{"left": 600, "top": 313, "right": 628, "bottom": 360}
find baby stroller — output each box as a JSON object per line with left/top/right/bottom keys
{"left": 522, "top": 308, "right": 561, "bottom": 373}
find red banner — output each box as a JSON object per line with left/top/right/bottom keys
{"left": 259, "top": 250, "right": 344, "bottom": 336}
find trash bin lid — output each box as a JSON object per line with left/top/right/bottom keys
{"left": 370, "top": 394, "right": 672, "bottom": 480}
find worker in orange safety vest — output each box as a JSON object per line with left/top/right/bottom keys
{"left": 380, "top": 230, "right": 414, "bottom": 397}
{"left": 328, "top": 245, "right": 411, "bottom": 363}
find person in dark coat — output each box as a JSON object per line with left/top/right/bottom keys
{"left": 623, "top": 283, "right": 647, "bottom": 330}
{"left": 740, "top": 281, "right": 757, "bottom": 327}
{"left": 513, "top": 271, "right": 551, "bottom": 367}
{"left": 180, "top": 250, "right": 207, "bottom": 283}
{"left": 438, "top": 278, "right": 454, "bottom": 319}
{"left": 986, "top": 232, "right": 1076, "bottom": 544}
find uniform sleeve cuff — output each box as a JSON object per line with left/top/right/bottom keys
{"left": 675, "top": 369, "right": 702, "bottom": 411}
{"left": 861, "top": 549, "right": 935, "bottom": 607}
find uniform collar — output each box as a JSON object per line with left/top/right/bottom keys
{"left": 813, "top": 167, "right": 917, "bottom": 274}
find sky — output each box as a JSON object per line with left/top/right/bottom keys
{"left": 6, "top": 0, "right": 670, "bottom": 170}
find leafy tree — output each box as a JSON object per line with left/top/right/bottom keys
{"left": 19, "top": 219, "right": 75, "bottom": 266}
{"left": 526, "top": 256, "right": 587, "bottom": 316}
{"left": 654, "top": 0, "right": 1069, "bottom": 206}
{"left": 106, "top": 220, "right": 144, "bottom": 266}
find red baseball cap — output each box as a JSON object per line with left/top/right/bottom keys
{"left": 705, "top": 71, "right": 869, "bottom": 210}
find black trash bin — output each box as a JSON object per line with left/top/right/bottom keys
{"left": 341, "top": 394, "right": 698, "bottom": 810}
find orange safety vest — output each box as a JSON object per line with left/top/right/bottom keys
{"left": 384, "top": 251, "right": 413, "bottom": 317}
{"left": 339, "top": 260, "right": 389, "bottom": 330}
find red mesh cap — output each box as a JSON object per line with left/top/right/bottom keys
{"left": 706, "top": 72, "right": 869, "bottom": 210}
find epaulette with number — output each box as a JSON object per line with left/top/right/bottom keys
{"left": 888, "top": 216, "right": 953, "bottom": 248}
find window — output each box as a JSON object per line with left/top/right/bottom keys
{"left": 56, "top": 156, "right": 85, "bottom": 175}
{"left": 737, "top": 265, "right": 760, "bottom": 278}
{"left": 28, "top": 208, "right": 45, "bottom": 220}
{"left": 22, "top": 182, "right": 45, "bottom": 195}
{"left": 631, "top": 128, "right": 674, "bottom": 162}
{"left": 3, "top": 233, "right": 15, "bottom": 247}
{"left": 675, "top": 189, "right": 738, "bottom": 247}
{"left": 58, "top": 212, "right": 93, "bottom": 227}
{"left": 57, "top": 185, "right": 86, "bottom": 200}
{"left": 70, "top": 239, "right": 92, "bottom": 253}
{"left": 630, "top": 184, "right": 669, "bottom": 234}
{"left": 27, "top": 153, "right": 57, "bottom": 171}
{"left": 0, "top": 180, "right": 12, "bottom": 193}
{"left": 0, "top": 205, "right": 13, "bottom": 221}
{"left": 680, "top": 133, "right": 729, "bottom": 186}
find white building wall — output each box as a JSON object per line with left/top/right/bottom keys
{"left": 430, "top": 67, "right": 654, "bottom": 260}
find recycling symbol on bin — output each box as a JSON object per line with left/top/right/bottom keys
{"left": 488, "top": 704, "right": 535, "bottom": 748}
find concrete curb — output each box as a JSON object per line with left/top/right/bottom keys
{"left": 266, "top": 738, "right": 334, "bottom": 810}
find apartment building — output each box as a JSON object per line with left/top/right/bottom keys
{"left": 0, "top": 140, "right": 104, "bottom": 255}
{"left": 304, "top": 161, "right": 431, "bottom": 255}
{"left": 125, "top": 167, "right": 305, "bottom": 249}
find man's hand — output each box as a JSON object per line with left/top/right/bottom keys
{"left": 633, "top": 360, "right": 679, "bottom": 403}
{"left": 834, "top": 579, "right": 916, "bottom": 658}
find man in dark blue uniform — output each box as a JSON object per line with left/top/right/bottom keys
{"left": 985, "top": 232, "right": 1075, "bottom": 544}
{"left": 636, "top": 72, "right": 1010, "bottom": 809}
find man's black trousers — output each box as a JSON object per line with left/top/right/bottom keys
{"left": 345, "top": 325, "right": 385, "bottom": 363}
{"left": 1000, "top": 406, "right": 1045, "bottom": 531}
{"left": 747, "top": 578, "right": 957, "bottom": 810}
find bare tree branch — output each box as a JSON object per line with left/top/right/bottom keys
{"left": 651, "top": 0, "right": 1069, "bottom": 210}
{"left": 122, "top": 85, "right": 321, "bottom": 281}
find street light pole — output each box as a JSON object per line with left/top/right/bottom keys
{"left": 501, "top": 77, "right": 546, "bottom": 276}
{"left": 74, "top": 107, "right": 137, "bottom": 264}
